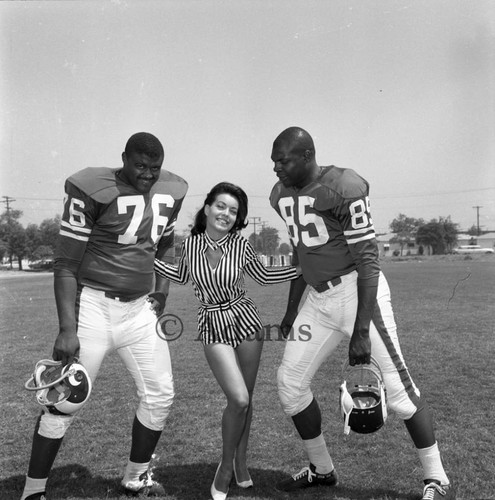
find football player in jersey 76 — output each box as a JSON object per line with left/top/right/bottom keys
{"left": 269, "top": 126, "right": 455, "bottom": 500}
{"left": 20, "top": 132, "right": 188, "bottom": 500}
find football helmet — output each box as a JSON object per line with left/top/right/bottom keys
{"left": 25, "top": 359, "right": 92, "bottom": 415}
{"left": 339, "top": 356, "right": 387, "bottom": 435}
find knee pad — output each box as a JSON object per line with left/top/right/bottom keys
{"left": 277, "top": 365, "right": 313, "bottom": 417}
{"left": 136, "top": 398, "right": 173, "bottom": 431}
{"left": 38, "top": 410, "right": 75, "bottom": 439}
{"left": 137, "top": 380, "right": 175, "bottom": 431}
{"left": 388, "top": 390, "right": 421, "bottom": 420}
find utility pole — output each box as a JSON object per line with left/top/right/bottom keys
{"left": 2, "top": 196, "right": 16, "bottom": 219}
{"left": 249, "top": 216, "right": 261, "bottom": 237}
{"left": 248, "top": 217, "right": 262, "bottom": 253}
{"left": 2, "top": 196, "right": 16, "bottom": 268}
{"left": 259, "top": 221, "right": 268, "bottom": 254}
{"left": 472, "top": 205, "right": 482, "bottom": 236}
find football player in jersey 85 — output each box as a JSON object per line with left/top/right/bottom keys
{"left": 20, "top": 132, "right": 188, "bottom": 500}
{"left": 269, "top": 127, "right": 454, "bottom": 500}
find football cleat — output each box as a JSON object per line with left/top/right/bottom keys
{"left": 339, "top": 356, "right": 387, "bottom": 434}
{"left": 25, "top": 359, "right": 92, "bottom": 415}
{"left": 24, "top": 493, "right": 47, "bottom": 500}
{"left": 276, "top": 463, "right": 337, "bottom": 492}
{"left": 422, "top": 482, "right": 455, "bottom": 500}
{"left": 123, "top": 470, "right": 166, "bottom": 497}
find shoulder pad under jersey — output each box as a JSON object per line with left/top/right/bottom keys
{"left": 67, "top": 167, "right": 120, "bottom": 204}
{"left": 151, "top": 170, "right": 188, "bottom": 200}
{"left": 314, "top": 166, "right": 370, "bottom": 211}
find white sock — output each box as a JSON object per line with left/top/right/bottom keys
{"left": 21, "top": 476, "right": 47, "bottom": 500}
{"left": 302, "top": 434, "right": 334, "bottom": 474}
{"left": 417, "top": 442, "right": 449, "bottom": 485}
{"left": 121, "top": 460, "right": 150, "bottom": 486}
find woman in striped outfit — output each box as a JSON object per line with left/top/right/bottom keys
{"left": 154, "top": 182, "right": 300, "bottom": 500}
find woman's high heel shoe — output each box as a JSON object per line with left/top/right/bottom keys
{"left": 233, "top": 460, "right": 253, "bottom": 488}
{"left": 211, "top": 463, "right": 229, "bottom": 500}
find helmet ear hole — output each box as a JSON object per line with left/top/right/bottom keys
{"left": 339, "top": 356, "right": 387, "bottom": 434}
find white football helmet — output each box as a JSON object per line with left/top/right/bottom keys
{"left": 25, "top": 359, "right": 92, "bottom": 415}
{"left": 339, "top": 356, "right": 387, "bottom": 435}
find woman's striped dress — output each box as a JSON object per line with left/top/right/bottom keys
{"left": 154, "top": 231, "right": 298, "bottom": 347}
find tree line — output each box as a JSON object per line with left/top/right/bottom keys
{"left": 389, "top": 213, "right": 460, "bottom": 256}
{"left": 0, "top": 209, "right": 292, "bottom": 271}
{"left": 0, "top": 208, "right": 478, "bottom": 271}
{"left": 0, "top": 209, "right": 60, "bottom": 270}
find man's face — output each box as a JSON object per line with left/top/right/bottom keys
{"left": 121, "top": 151, "right": 163, "bottom": 193}
{"left": 271, "top": 141, "right": 308, "bottom": 188}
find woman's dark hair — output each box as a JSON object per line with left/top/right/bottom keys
{"left": 191, "top": 182, "right": 249, "bottom": 236}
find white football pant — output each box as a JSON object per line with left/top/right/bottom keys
{"left": 277, "top": 270, "right": 420, "bottom": 420}
{"left": 38, "top": 286, "right": 174, "bottom": 439}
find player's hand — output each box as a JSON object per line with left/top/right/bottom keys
{"left": 348, "top": 330, "right": 371, "bottom": 366}
{"left": 280, "top": 310, "right": 298, "bottom": 339}
{"left": 53, "top": 329, "right": 80, "bottom": 366}
{"left": 148, "top": 292, "right": 167, "bottom": 317}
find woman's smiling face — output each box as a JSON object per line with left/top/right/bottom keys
{"left": 204, "top": 193, "right": 239, "bottom": 238}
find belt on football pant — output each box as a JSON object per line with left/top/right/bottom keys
{"left": 313, "top": 277, "right": 342, "bottom": 293}
{"left": 104, "top": 291, "right": 139, "bottom": 302}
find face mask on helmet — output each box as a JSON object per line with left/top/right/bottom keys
{"left": 339, "top": 356, "right": 387, "bottom": 435}
{"left": 25, "top": 359, "right": 92, "bottom": 415}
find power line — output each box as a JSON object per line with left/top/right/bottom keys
{"left": 246, "top": 186, "right": 495, "bottom": 200}
{"left": 9, "top": 196, "right": 61, "bottom": 201}
{"left": 372, "top": 187, "right": 495, "bottom": 200}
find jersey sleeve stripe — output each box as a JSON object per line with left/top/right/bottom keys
{"left": 343, "top": 225, "right": 376, "bottom": 236}
{"left": 59, "top": 230, "right": 90, "bottom": 242}
{"left": 346, "top": 233, "right": 376, "bottom": 244}
{"left": 162, "top": 219, "right": 177, "bottom": 237}
{"left": 60, "top": 221, "right": 92, "bottom": 234}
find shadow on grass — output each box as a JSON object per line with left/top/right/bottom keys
{"left": 1, "top": 463, "right": 419, "bottom": 500}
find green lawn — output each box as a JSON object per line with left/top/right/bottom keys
{"left": 1, "top": 255, "right": 494, "bottom": 499}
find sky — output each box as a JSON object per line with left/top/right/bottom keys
{"left": 1, "top": 0, "right": 494, "bottom": 242}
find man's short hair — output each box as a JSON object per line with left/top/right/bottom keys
{"left": 125, "top": 132, "right": 164, "bottom": 160}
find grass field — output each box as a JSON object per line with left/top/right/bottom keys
{"left": 1, "top": 255, "right": 494, "bottom": 500}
